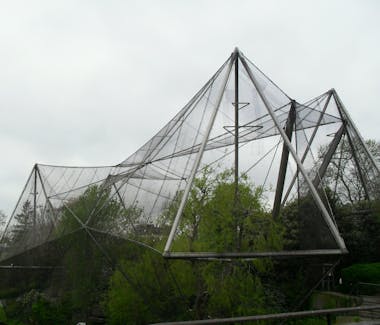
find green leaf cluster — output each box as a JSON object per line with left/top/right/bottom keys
{"left": 106, "top": 169, "right": 286, "bottom": 323}
{"left": 162, "top": 168, "right": 284, "bottom": 255}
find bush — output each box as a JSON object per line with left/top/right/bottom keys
{"left": 342, "top": 263, "right": 380, "bottom": 285}
{"left": 341, "top": 263, "right": 380, "bottom": 294}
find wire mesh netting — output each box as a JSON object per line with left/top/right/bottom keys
{"left": 1, "top": 49, "right": 379, "bottom": 266}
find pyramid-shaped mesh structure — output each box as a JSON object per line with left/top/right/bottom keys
{"left": 1, "top": 49, "right": 379, "bottom": 264}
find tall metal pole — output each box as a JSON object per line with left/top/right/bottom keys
{"left": 234, "top": 48, "right": 239, "bottom": 192}
{"left": 233, "top": 49, "right": 241, "bottom": 249}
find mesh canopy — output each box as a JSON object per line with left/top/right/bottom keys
{"left": 1, "top": 49, "right": 378, "bottom": 264}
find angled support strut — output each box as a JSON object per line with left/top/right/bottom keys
{"left": 312, "top": 124, "right": 345, "bottom": 189}
{"left": 163, "top": 50, "right": 237, "bottom": 255}
{"left": 272, "top": 101, "right": 296, "bottom": 219}
{"left": 239, "top": 55, "right": 347, "bottom": 252}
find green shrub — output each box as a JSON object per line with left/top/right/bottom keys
{"left": 342, "top": 263, "right": 380, "bottom": 285}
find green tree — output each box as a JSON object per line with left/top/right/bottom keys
{"left": 334, "top": 200, "right": 380, "bottom": 264}
{"left": 0, "top": 210, "right": 6, "bottom": 228}
{"left": 107, "top": 169, "right": 285, "bottom": 323}
{"left": 161, "top": 168, "right": 283, "bottom": 254}
{"left": 50, "top": 185, "right": 137, "bottom": 322}
{"left": 12, "top": 200, "right": 34, "bottom": 245}
{"left": 1, "top": 184, "right": 145, "bottom": 323}
{"left": 107, "top": 252, "right": 195, "bottom": 324}
{"left": 321, "top": 139, "right": 380, "bottom": 204}
{"left": 0, "top": 210, "right": 7, "bottom": 244}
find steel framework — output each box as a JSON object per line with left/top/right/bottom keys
{"left": 0, "top": 48, "right": 378, "bottom": 266}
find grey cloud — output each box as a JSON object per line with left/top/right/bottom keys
{"left": 0, "top": 0, "right": 379, "bottom": 214}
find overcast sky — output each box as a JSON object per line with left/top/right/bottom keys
{"left": 0, "top": 0, "right": 379, "bottom": 215}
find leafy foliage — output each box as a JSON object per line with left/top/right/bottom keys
{"left": 56, "top": 185, "right": 127, "bottom": 234}
{"left": 106, "top": 169, "right": 286, "bottom": 323}
{"left": 334, "top": 200, "right": 380, "bottom": 264}
{"left": 281, "top": 192, "right": 337, "bottom": 251}
{"left": 12, "top": 200, "right": 34, "bottom": 244}
{"left": 1, "top": 166, "right": 379, "bottom": 323}
{"left": 342, "top": 263, "right": 380, "bottom": 285}
{"left": 161, "top": 168, "right": 283, "bottom": 254}
{"left": 107, "top": 253, "right": 194, "bottom": 324}
{"left": 322, "top": 139, "right": 380, "bottom": 203}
